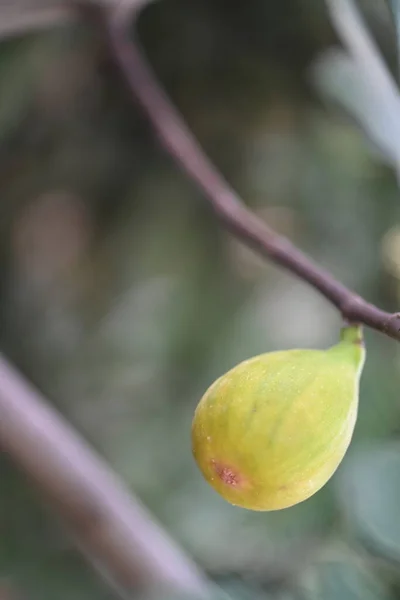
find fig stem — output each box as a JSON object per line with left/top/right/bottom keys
{"left": 340, "top": 324, "right": 364, "bottom": 346}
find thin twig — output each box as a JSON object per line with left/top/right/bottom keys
{"left": 100, "top": 3, "right": 400, "bottom": 340}
{"left": 0, "top": 354, "right": 211, "bottom": 599}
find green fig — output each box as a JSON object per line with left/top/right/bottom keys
{"left": 191, "top": 325, "right": 365, "bottom": 511}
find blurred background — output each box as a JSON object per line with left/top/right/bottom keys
{"left": 2, "top": 0, "right": 400, "bottom": 598}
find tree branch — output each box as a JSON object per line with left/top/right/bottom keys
{"left": 100, "top": 1, "right": 400, "bottom": 341}
{"left": 0, "top": 4, "right": 75, "bottom": 40}
{"left": 0, "top": 354, "right": 211, "bottom": 599}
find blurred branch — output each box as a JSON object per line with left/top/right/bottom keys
{"left": 326, "top": 0, "right": 400, "bottom": 107}
{"left": 323, "top": 0, "right": 400, "bottom": 178}
{"left": 99, "top": 2, "right": 400, "bottom": 340}
{"left": 0, "top": 0, "right": 148, "bottom": 41}
{"left": 0, "top": 4, "right": 76, "bottom": 39}
{"left": 0, "top": 354, "right": 211, "bottom": 599}
{"left": 387, "top": 0, "right": 400, "bottom": 75}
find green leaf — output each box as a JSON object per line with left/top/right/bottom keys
{"left": 335, "top": 442, "right": 400, "bottom": 562}
{"left": 312, "top": 49, "right": 400, "bottom": 166}
{"left": 302, "top": 556, "right": 393, "bottom": 600}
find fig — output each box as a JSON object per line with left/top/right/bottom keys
{"left": 191, "top": 325, "right": 365, "bottom": 511}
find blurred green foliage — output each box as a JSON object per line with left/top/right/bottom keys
{"left": 2, "top": 1, "right": 400, "bottom": 599}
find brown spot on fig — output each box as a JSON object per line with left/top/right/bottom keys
{"left": 211, "top": 459, "right": 241, "bottom": 487}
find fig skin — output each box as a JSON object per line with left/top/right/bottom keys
{"left": 191, "top": 326, "right": 365, "bottom": 511}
